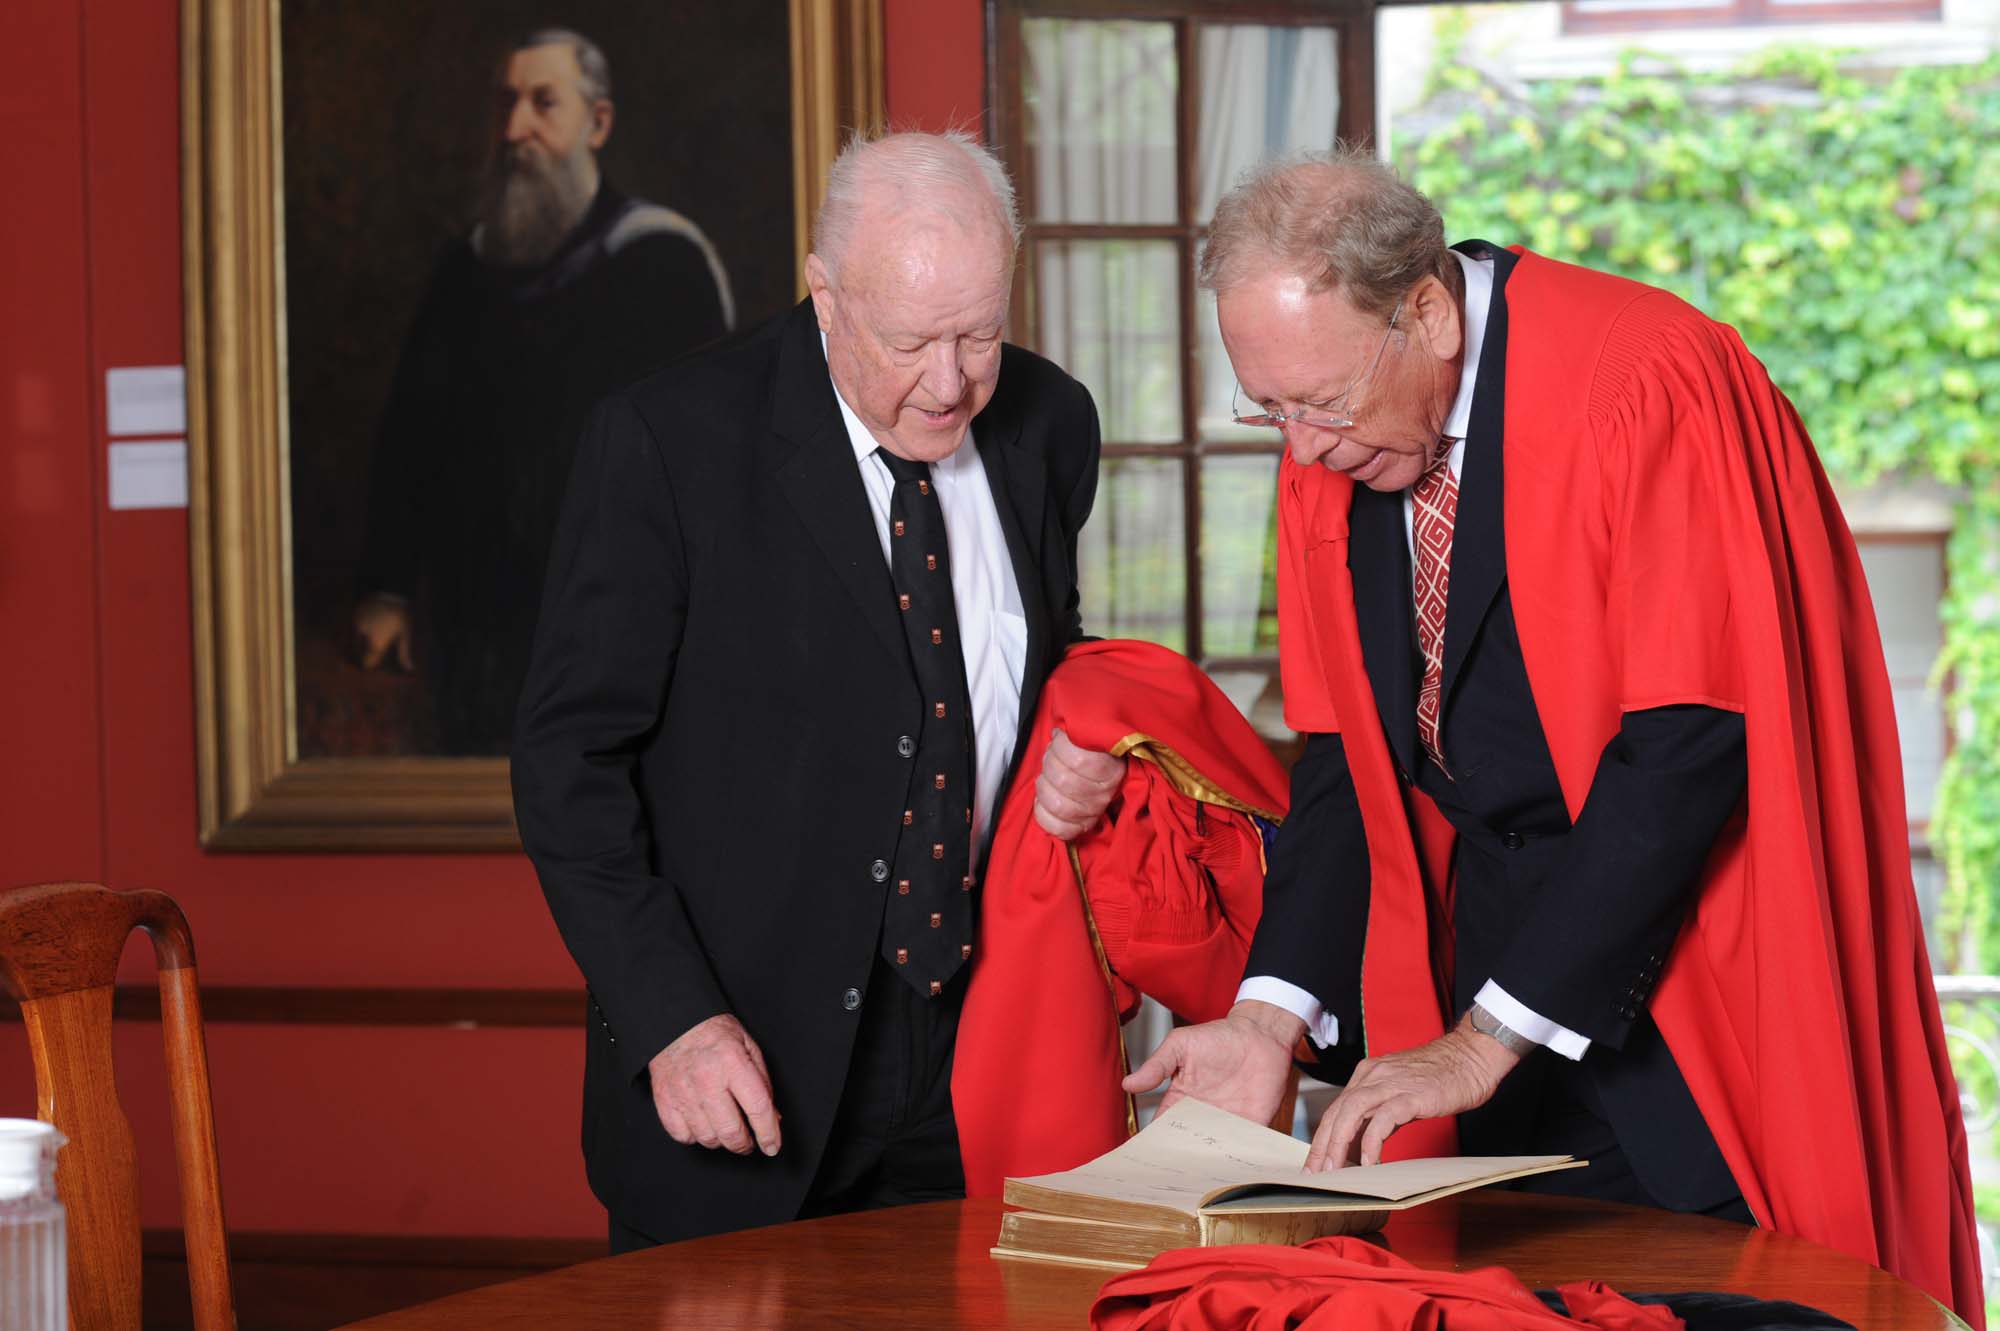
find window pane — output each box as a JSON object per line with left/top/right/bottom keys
{"left": 1857, "top": 540, "right": 1945, "bottom": 822}
{"left": 1195, "top": 25, "right": 1341, "bottom": 223}
{"left": 1023, "top": 19, "right": 1178, "bottom": 225}
{"left": 1200, "top": 455, "right": 1282, "bottom": 658}
{"left": 1079, "top": 458, "right": 1186, "bottom": 650}
{"left": 1036, "top": 240, "right": 1183, "bottom": 444}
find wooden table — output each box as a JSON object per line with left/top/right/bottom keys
{"left": 340, "top": 1194, "right": 1964, "bottom": 1329}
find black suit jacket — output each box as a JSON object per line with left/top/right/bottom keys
{"left": 1244, "top": 244, "right": 1746, "bottom": 1210}
{"left": 512, "top": 299, "right": 1100, "bottom": 1240}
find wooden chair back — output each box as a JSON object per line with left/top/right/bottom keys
{"left": 0, "top": 882, "right": 234, "bottom": 1331}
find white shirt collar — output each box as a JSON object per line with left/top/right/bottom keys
{"left": 1442, "top": 249, "right": 1493, "bottom": 443}
{"left": 821, "top": 330, "right": 977, "bottom": 477}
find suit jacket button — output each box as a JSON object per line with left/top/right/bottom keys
{"left": 1615, "top": 1003, "right": 1637, "bottom": 1021}
{"left": 870, "top": 859, "right": 889, "bottom": 883}
{"left": 897, "top": 735, "right": 916, "bottom": 758}
{"left": 1501, "top": 831, "right": 1525, "bottom": 851}
{"left": 841, "top": 987, "right": 862, "bottom": 1011}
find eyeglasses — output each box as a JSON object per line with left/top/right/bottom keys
{"left": 1231, "top": 299, "right": 1404, "bottom": 433}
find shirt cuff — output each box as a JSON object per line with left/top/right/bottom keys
{"left": 1236, "top": 976, "right": 1341, "bottom": 1049}
{"left": 1475, "top": 980, "right": 1591, "bottom": 1061}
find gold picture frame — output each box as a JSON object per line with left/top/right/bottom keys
{"left": 183, "top": 0, "right": 885, "bottom": 849}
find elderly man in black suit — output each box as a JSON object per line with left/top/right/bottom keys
{"left": 513, "top": 130, "right": 1123, "bottom": 1250}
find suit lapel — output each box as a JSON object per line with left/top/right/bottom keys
{"left": 1349, "top": 480, "right": 1419, "bottom": 780}
{"left": 1438, "top": 243, "right": 1516, "bottom": 715}
{"left": 769, "top": 301, "right": 908, "bottom": 672}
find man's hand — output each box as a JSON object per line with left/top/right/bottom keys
{"left": 1034, "top": 728, "right": 1124, "bottom": 840}
{"left": 1121, "top": 1000, "right": 1304, "bottom": 1126}
{"left": 1306, "top": 1016, "right": 1519, "bottom": 1170}
{"left": 353, "top": 595, "right": 415, "bottom": 672}
{"left": 647, "top": 1014, "right": 782, "bottom": 1157}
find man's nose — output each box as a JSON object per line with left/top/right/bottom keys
{"left": 921, "top": 342, "right": 965, "bottom": 404}
{"left": 503, "top": 98, "right": 536, "bottom": 144}
{"left": 1284, "top": 420, "right": 1333, "bottom": 466}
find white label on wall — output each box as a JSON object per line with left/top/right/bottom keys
{"left": 105, "top": 365, "right": 186, "bottom": 437}
{"left": 108, "top": 440, "right": 189, "bottom": 511}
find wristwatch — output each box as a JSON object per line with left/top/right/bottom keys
{"left": 1467, "top": 1002, "right": 1535, "bottom": 1057}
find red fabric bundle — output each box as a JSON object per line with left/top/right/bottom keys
{"left": 953, "top": 640, "right": 1289, "bottom": 1198}
{"left": 1091, "top": 1236, "right": 1684, "bottom": 1331}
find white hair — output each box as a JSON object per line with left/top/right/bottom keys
{"left": 1200, "top": 147, "right": 1456, "bottom": 320}
{"left": 515, "top": 27, "right": 612, "bottom": 105}
{"left": 812, "top": 130, "right": 1021, "bottom": 281}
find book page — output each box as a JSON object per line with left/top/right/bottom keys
{"left": 1009, "top": 1098, "right": 1310, "bottom": 1216}
{"left": 1008, "top": 1098, "right": 1574, "bottom": 1215}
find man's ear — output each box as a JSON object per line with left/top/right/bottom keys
{"left": 805, "top": 254, "right": 835, "bottom": 331}
{"left": 1408, "top": 271, "right": 1463, "bottom": 364}
{"left": 588, "top": 99, "right": 614, "bottom": 150}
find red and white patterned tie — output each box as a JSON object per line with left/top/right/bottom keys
{"left": 1411, "top": 440, "right": 1459, "bottom": 773}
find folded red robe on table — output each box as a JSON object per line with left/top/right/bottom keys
{"left": 953, "top": 640, "right": 1289, "bottom": 1198}
{"left": 1091, "top": 1236, "right": 1684, "bottom": 1331}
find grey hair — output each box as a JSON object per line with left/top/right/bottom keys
{"left": 515, "top": 27, "right": 613, "bottom": 105}
{"left": 812, "top": 130, "right": 1022, "bottom": 280}
{"left": 1199, "top": 146, "right": 1456, "bottom": 319}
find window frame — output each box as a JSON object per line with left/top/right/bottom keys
{"left": 1558, "top": 0, "right": 1939, "bottom": 37}
{"left": 987, "top": 0, "right": 1378, "bottom": 672}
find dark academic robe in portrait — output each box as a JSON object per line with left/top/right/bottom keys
{"left": 1267, "top": 244, "right": 1979, "bottom": 1323}
{"left": 512, "top": 300, "right": 1101, "bottom": 1243}
{"left": 357, "top": 183, "right": 730, "bottom": 754}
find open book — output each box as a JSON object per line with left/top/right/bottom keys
{"left": 995, "top": 1097, "right": 1583, "bottom": 1269}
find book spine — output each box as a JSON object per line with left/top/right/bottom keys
{"left": 1197, "top": 1208, "right": 1390, "bottom": 1247}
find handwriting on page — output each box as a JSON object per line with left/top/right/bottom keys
{"left": 1011, "top": 1098, "right": 1576, "bottom": 1213}
{"left": 1027, "top": 1099, "right": 1314, "bottom": 1212}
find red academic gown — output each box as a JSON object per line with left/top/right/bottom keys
{"left": 953, "top": 641, "right": 1290, "bottom": 1198}
{"left": 1092, "top": 1236, "right": 1685, "bottom": 1331}
{"left": 1275, "top": 247, "right": 1981, "bottom": 1323}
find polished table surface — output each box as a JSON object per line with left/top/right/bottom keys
{"left": 340, "top": 1193, "right": 1963, "bottom": 1329}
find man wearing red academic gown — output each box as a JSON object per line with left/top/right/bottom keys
{"left": 1126, "top": 151, "right": 1981, "bottom": 1324}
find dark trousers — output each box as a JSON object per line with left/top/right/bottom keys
{"left": 610, "top": 960, "right": 966, "bottom": 1255}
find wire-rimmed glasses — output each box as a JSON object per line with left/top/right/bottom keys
{"left": 1230, "top": 299, "right": 1404, "bottom": 433}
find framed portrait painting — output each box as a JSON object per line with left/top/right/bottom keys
{"left": 184, "top": 0, "right": 884, "bottom": 847}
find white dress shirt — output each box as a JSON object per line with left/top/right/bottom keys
{"left": 1236, "top": 252, "right": 1590, "bottom": 1061}
{"left": 823, "top": 335, "right": 1027, "bottom": 849}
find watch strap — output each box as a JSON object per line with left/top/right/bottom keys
{"left": 1468, "top": 1001, "right": 1535, "bottom": 1057}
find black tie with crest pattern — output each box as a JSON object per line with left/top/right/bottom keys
{"left": 875, "top": 448, "right": 975, "bottom": 997}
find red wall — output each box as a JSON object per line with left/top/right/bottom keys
{"left": 1, "top": 0, "right": 984, "bottom": 1240}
